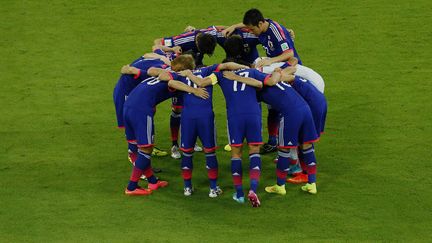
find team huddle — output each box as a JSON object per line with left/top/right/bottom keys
{"left": 113, "top": 9, "right": 327, "bottom": 207}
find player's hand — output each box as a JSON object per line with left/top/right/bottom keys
{"left": 161, "top": 56, "right": 171, "bottom": 65}
{"left": 282, "top": 73, "right": 295, "bottom": 83}
{"left": 178, "top": 70, "right": 192, "bottom": 77}
{"left": 172, "top": 46, "right": 182, "bottom": 54}
{"left": 158, "top": 70, "right": 172, "bottom": 81}
{"left": 282, "top": 66, "right": 297, "bottom": 75}
{"left": 221, "top": 26, "right": 235, "bottom": 37}
{"left": 223, "top": 71, "right": 238, "bottom": 80}
{"left": 193, "top": 88, "right": 209, "bottom": 99}
{"left": 121, "top": 65, "right": 135, "bottom": 74}
{"left": 255, "top": 59, "right": 272, "bottom": 69}
{"left": 184, "top": 25, "right": 196, "bottom": 32}
{"left": 288, "top": 29, "right": 295, "bottom": 40}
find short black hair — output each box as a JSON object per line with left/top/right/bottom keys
{"left": 222, "top": 57, "right": 251, "bottom": 67}
{"left": 224, "top": 35, "right": 244, "bottom": 59}
{"left": 197, "top": 33, "right": 216, "bottom": 55}
{"left": 182, "top": 49, "right": 197, "bottom": 60}
{"left": 243, "top": 8, "right": 265, "bottom": 26}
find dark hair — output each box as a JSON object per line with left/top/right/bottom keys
{"left": 243, "top": 8, "right": 265, "bottom": 26}
{"left": 222, "top": 57, "right": 251, "bottom": 67}
{"left": 197, "top": 33, "right": 216, "bottom": 55}
{"left": 224, "top": 35, "right": 244, "bottom": 60}
{"left": 182, "top": 49, "right": 197, "bottom": 60}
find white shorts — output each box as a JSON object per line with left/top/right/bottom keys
{"left": 254, "top": 57, "right": 325, "bottom": 93}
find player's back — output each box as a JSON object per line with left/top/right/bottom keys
{"left": 291, "top": 76, "right": 326, "bottom": 105}
{"left": 178, "top": 65, "right": 220, "bottom": 118}
{"left": 120, "top": 58, "right": 165, "bottom": 93}
{"left": 125, "top": 76, "right": 174, "bottom": 112}
{"left": 259, "top": 81, "right": 308, "bottom": 113}
{"left": 216, "top": 68, "right": 262, "bottom": 116}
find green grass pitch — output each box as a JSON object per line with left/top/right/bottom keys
{"left": 1, "top": 0, "right": 431, "bottom": 242}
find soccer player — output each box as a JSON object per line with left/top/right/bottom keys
{"left": 223, "top": 8, "right": 301, "bottom": 68}
{"left": 223, "top": 8, "right": 303, "bottom": 153}
{"left": 225, "top": 68, "right": 320, "bottom": 195}
{"left": 213, "top": 62, "right": 280, "bottom": 207}
{"left": 213, "top": 26, "right": 260, "bottom": 65}
{"left": 113, "top": 49, "right": 176, "bottom": 165}
{"left": 280, "top": 68, "right": 327, "bottom": 185}
{"left": 172, "top": 62, "right": 249, "bottom": 197}
{"left": 121, "top": 55, "right": 210, "bottom": 196}
{"left": 154, "top": 27, "right": 217, "bottom": 66}
{"left": 254, "top": 62, "right": 327, "bottom": 183}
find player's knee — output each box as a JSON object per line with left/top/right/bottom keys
{"left": 171, "top": 108, "right": 181, "bottom": 116}
{"left": 301, "top": 143, "right": 313, "bottom": 150}
{"left": 205, "top": 153, "right": 218, "bottom": 168}
{"left": 138, "top": 146, "right": 153, "bottom": 154}
{"left": 248, "top": 144, "right": 260, "bottom": 154}
{"left": 231, "top": 146, "right": 242, "bottom": 158}
{"left": 278, "top": 147, "right": 289, "bottom": 153}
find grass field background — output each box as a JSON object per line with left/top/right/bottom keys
{"left": 1, "top": 0, "right": 431, "bottom": 241}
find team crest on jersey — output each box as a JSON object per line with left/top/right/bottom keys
{"left": 164, "top": 39, "right": 173, "bottom": 47}
{"left": 281, "top": 42, "right": 289, "bottom": 51}
{"left": 268, "top": 39, "right": 275, "bottom": 51}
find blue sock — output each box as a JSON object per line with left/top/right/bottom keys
{"left": 302, "top": 145, "right": 317, "bottom": 183}
{"left": 181, "top": 152, "right": 193, "bottom": 188}
{"left": 231, "top": 158, "right": 244, "bottom": 198}
{"left": 127, "top": 181, "right": 138, "bottom": 191}
{"left": 276, "top": 150, "right": 290, "bottom": 186}
{"left": 127, "top": 150, "right": 151, "bottom": 190}
{"left": 128, "top": 143, "right": 138, "bottom": 153}
{"left": 206, "top": 152, "right": 218, "bottom": 189}
{"left": 268, "top": 136, "right": 277, "bottom": 146}
{"left": 170, "top": 111, "right": 181, "bottom": 146}
{"left": 249, "top": 153, "right": 261, "bottom": 193}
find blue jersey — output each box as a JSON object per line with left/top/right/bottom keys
{"left": 215, "top": 68, "right": 268, "bottom": 116}
{"left": 291, "top": 76, "right": 325, "bottom": 105}
{"left": 124, "top": 72, "right": 178, "bottom": 113}
{"left": 258, "top": 19, "right": 302, "bottom": 65}
{"left": 162, "top": 27, "right": 217, "bottom": 65}
{"left": 214, "top": 26, "right": 260, "bottom": 64}
{"left": 177, "top": 64, "right": 220, "bottom": 118}
{"left": 153, "top": 48, "right": 179, "bottom": 61}
{"left": 120, "top": 58, "right": 166, "bottom": 94}
{"left": 258, "top": 81, "right": 308, "bottom": 113}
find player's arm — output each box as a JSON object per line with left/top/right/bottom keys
{"left": 222, "top": 22, "right": 246, "bottom": 37}
{"left": 287, "top": 56, "right": 298, "bottom": 66}
{"left": 279, "top": 67, "right": 296, "bottom": 83}
{"left": 142, "top": 52, "right": 171, "bottom": 65}
{"left": 255, "top": 51, "right": 294, "bottom": 68}
{"left": 264, "top": 71, "right": 283, "bottom": 86}
{"left": 219, "top": 62, "right": 249, "bottom": 71}
{"left": 222, "top": 71, "right": 263, "bottom": 88}
{"left": 151, "top": 45, "right": 182, "bottom": 54}
{"left": 178, "top": 70, "right": 214, "bottom": 87}
{"left": 157, "top": 69, "right": 176, "bottom": 81}
{"left": 168, "top": 80, "right": 210, "bottom": 99}
{"left": 153, "top": 38, "right": 163, "bottom": 46}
